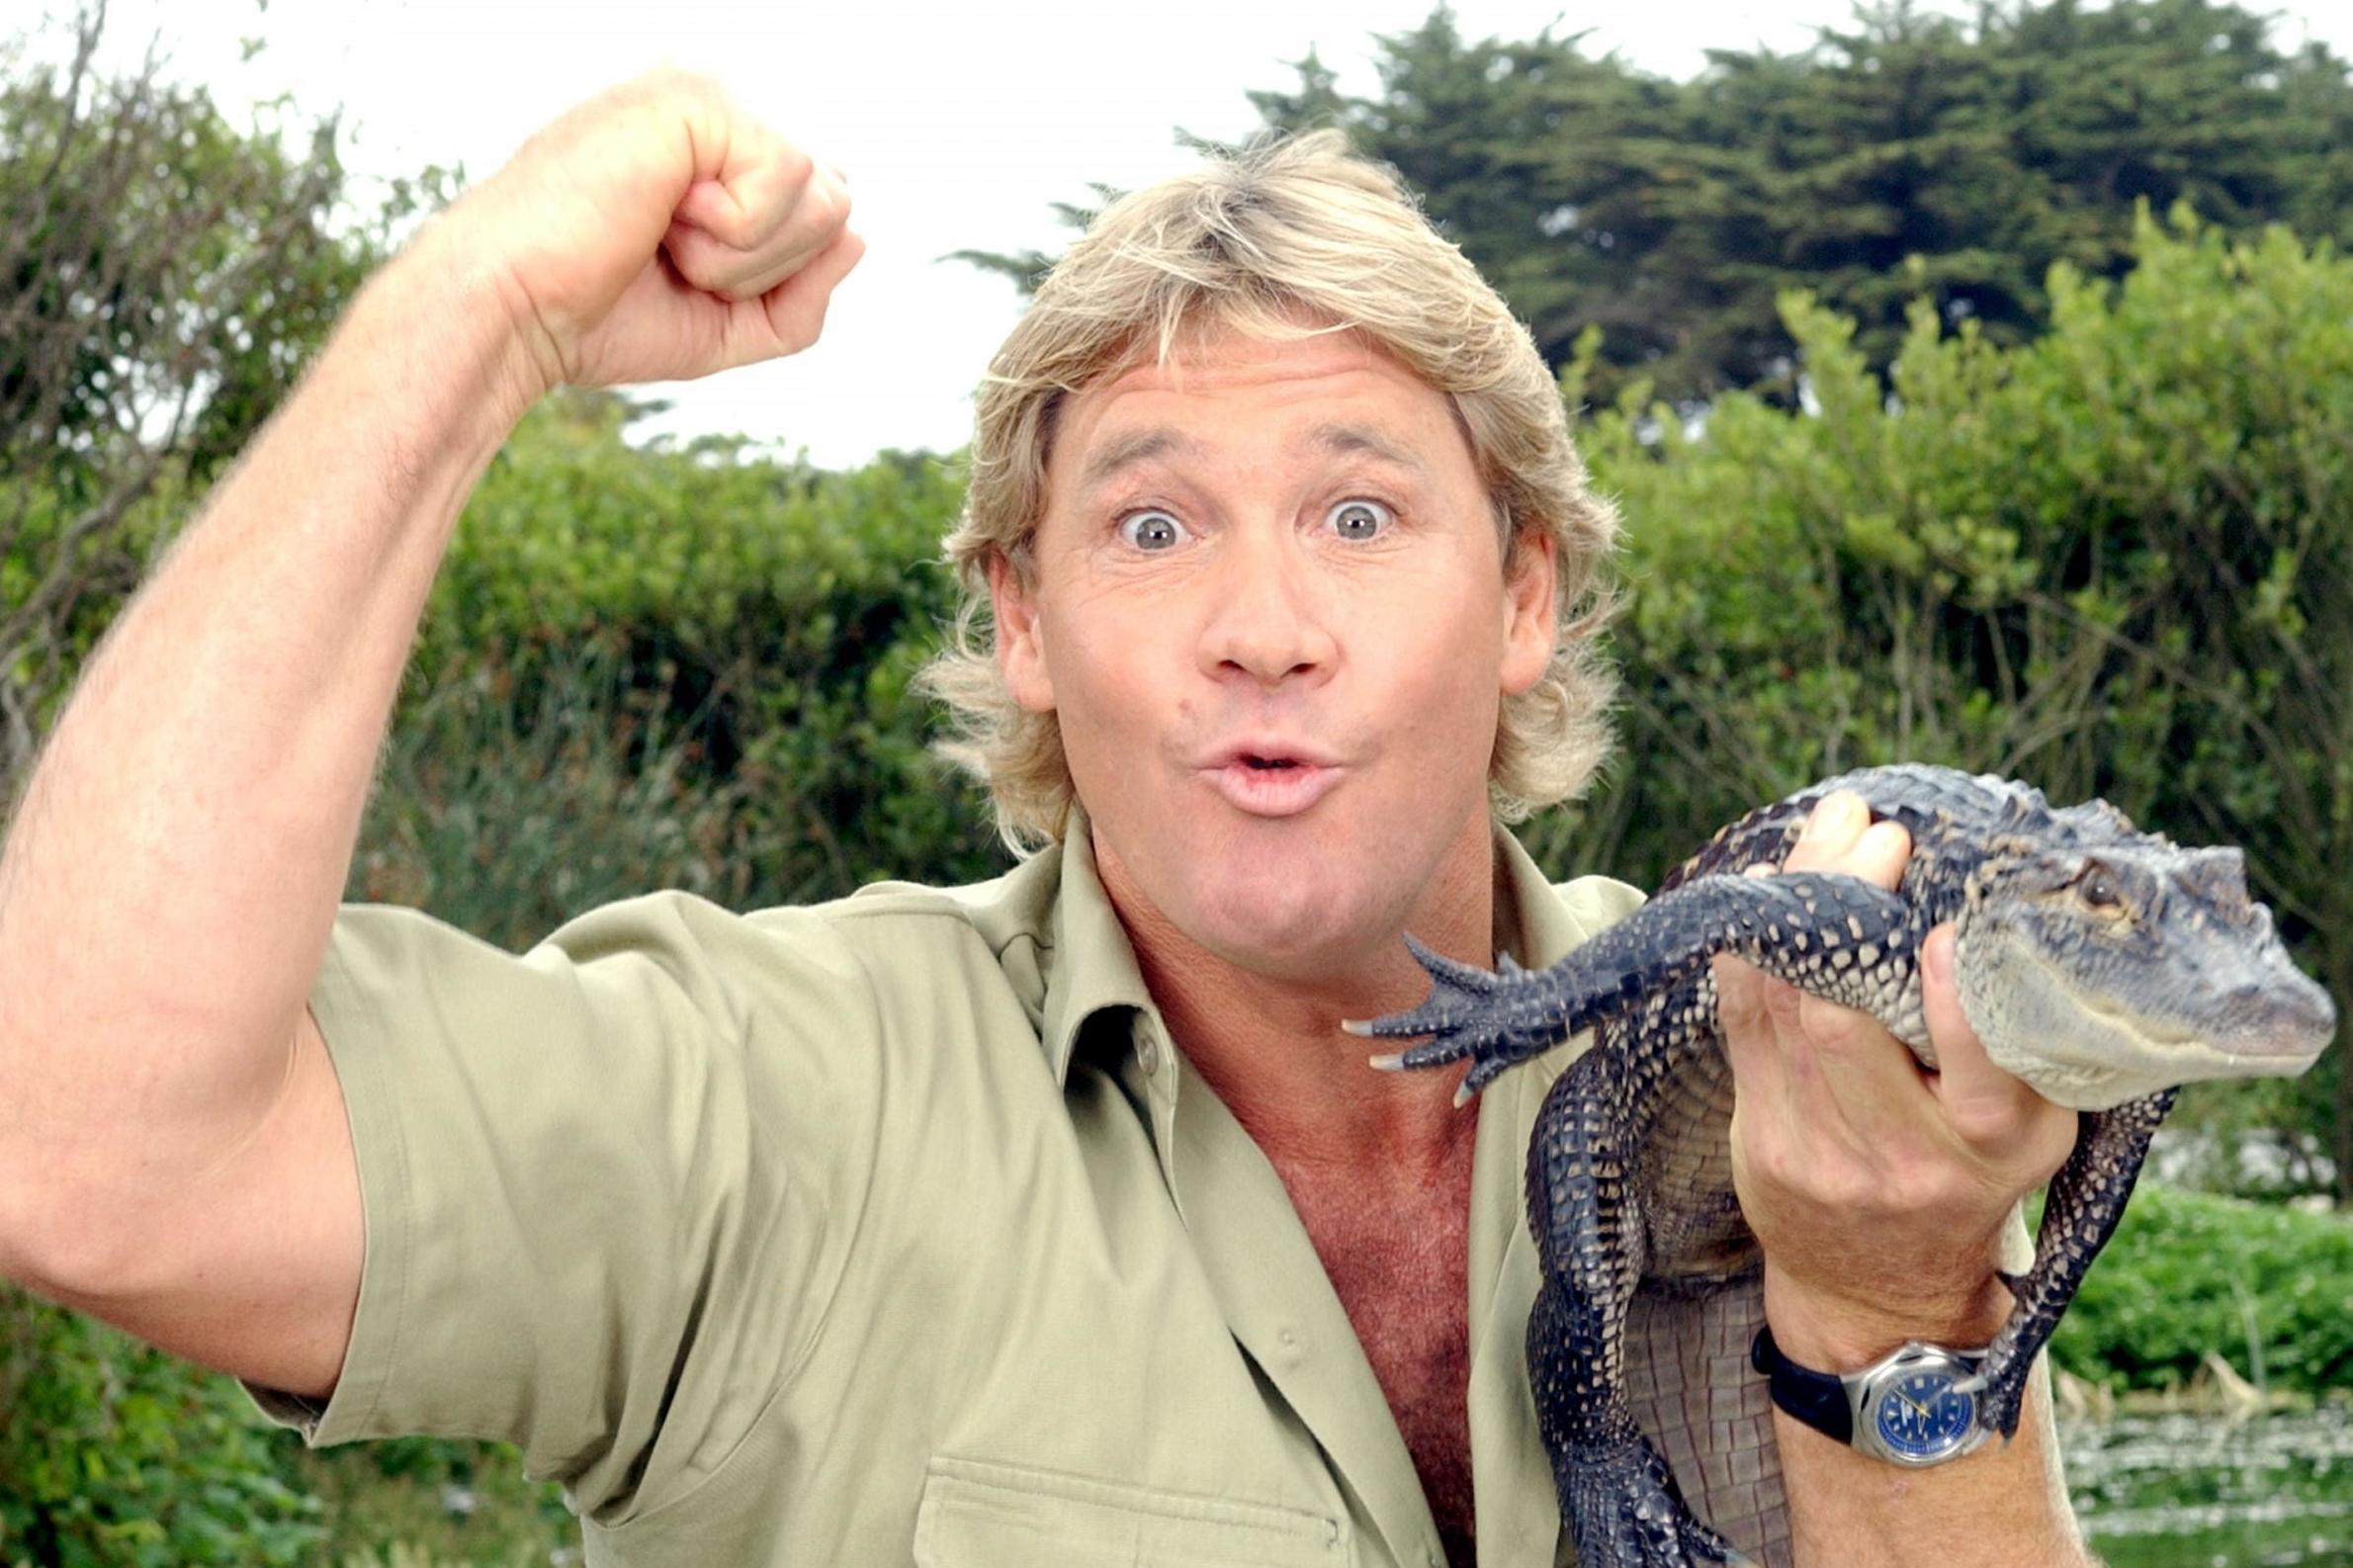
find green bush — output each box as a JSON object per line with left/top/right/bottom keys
{"left": 351, "top": 636, "right": 771, "bottom": 949}
{"left": 407, "top": 392, "right": 1002, "bottom": 908}
{"left": 295, "top": 1437, "right": 571, "bottom": 1568}
{"left": 2041, "top": 1185, "right": 2353, "bottom": 1395}
{"left": 0, "top": 1290, "right": 322, "bottom": 1567}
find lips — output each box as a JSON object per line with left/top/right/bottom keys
{"left": 1198, "top": 742, "right": 1347, "bottom": 818}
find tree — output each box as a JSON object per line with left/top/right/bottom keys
{"left": 0, "top": 5, "right": 418, "bottom": 793}
{"left": 1256, "top": 17, "right": 1688, "bottom": 386}
{"left": 1236, "top": 0, "right": 2353, "bottom": 404}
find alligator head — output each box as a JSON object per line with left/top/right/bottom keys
{"left": 1954, "top": 828, "right": 2335, "bottom": 1110}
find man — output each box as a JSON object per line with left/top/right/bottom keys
{"left": 0, "top": 72, "right": 2090, "bottom": 1566}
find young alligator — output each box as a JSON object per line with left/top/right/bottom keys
{"left": 1350, "top": 764, "right": 2335, "bottom": 1568}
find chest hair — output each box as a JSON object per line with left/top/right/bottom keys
{"left": 1277, "top": 1152, "right": 1479, "bottom": 1568}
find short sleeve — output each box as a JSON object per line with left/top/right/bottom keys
{"left": 246, "top": 891, "right": 886, "bottom": 1523}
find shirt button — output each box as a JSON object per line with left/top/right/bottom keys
{"left": 1136, "top": 1034, "right": 1161, "bottom": 1075}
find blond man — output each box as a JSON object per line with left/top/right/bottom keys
{"left": 0, "top": 75, "right": 2090, "bottom": 1567}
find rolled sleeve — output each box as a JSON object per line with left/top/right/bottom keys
{"left": 249, "top": 891, "right": 884, "bottom": 1524}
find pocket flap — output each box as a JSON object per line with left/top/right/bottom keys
{"left": 915, "top": 1455, "right": 1350, "bottom": 1568}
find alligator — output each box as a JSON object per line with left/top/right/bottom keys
{"left": 1350, "top": 764, "right": 2335, "bottom": 1568}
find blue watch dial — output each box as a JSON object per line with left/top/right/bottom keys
{"left": 1871, "top": 1369, "right": 1978, "bottom": 1457}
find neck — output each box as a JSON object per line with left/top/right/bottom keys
{"left": 1092, "top": 811, "right": 1504, "bottom": 1180}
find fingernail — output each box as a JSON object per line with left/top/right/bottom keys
{"left": 1924, "top": 927, "right": 1953, "bottom": 983}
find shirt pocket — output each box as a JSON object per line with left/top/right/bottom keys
{"left": 915, "top": 1454, "right": 1352, "bottom": 1568}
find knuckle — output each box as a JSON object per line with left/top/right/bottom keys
{"left": 1740, "top": 1132, "right": 1798, "bottom": 1196}
{"left": 1886, "top": 1162, "right": 1947, "bottom": 1216}
{"left": 665, "top": 224, "right": 725, "bottom": 284}
{"left": 772, "top": 140, "right": 816, "bottom": 191}
{"left": 773, "top": 299, "right": 826, "bottom": 353}
{"left": 1796, "top": 992, "right": 1865, "bottom": 1048}
{"left": 1813, "top": 1159, "right": 1877, "bottom": 1213}
{"left": 801, "top": 179, "right": 847, "bottom": 235}
{"left": 1948, "top": 1094, "right": 2021, "bottom": 1150}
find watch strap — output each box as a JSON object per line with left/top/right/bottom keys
{"left": 1749, "top": 1323, "right": 1856, "bottom": 1444}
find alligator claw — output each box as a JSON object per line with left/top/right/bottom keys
{"left": 1353, "top": 935, "right": 1568, "bottom": 1097}
{"left": 1971, "top": 1345, "right": 2036, "bottom": 1440}
{"left": 1560, "top": 1437, "right": 1753, "bottom": 1568}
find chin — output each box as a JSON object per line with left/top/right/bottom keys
{"left": 1176, "top": 827, "right": 1412, "bottom": 977}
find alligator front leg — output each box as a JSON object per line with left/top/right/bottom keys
{"left": 1960, "top": 1089, "right": 2179, "bottom": 1437}
{"left": 1528, "top": 1050, "right": 1758, "bottom": 1568}
{"left": 1351, "top": 873, "right": 1916, "bottom": 1104}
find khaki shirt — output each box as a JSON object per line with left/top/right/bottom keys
{"left": 255, "top": 823, "right": 1651, "bottom": 1567}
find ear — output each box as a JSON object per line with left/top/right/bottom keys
{"left": 1499, "top": 528, "right": 1558, "bottom": 696}
{"left": 989, "top": 551, "right": 1056, "bottom": 713}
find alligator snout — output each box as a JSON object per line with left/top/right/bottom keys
{"left": 2240, "top": 969, "right": 2337, "bottom": 1063}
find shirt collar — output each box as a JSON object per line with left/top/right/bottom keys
{"left": 1033, "top": 811, "right": 1587, "bottom": 1086}
{"left": 1038, "top": 809, "right": 1158, "bottom": 1087}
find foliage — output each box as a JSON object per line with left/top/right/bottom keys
{"left": 1520, "top": 212, "right": 2353, "bottom": 1195}
{"left": 383, "top": 390, "right": 1001, "bottom": 926}
{"left": 2041, "top": 1186, "right": 2353, "bottom": 1395}
{"left": 0, "top": 1289, "right": 323, "bottom": 1567}
{"left": 1249, "top": 0, "right": 2353, "bottom": 406}
{"left": 0, "top": 3, "right": 444, "bottom": 795}
{"left": 295, "top": 1438, "right": 571, "bottom": 1568}
{"left": 0, "top": 1280, "right": 572, "bottom": 1568}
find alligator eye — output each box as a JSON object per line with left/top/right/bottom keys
{"left": 2078, "top": 869, "right": 2124, "bottom": 911}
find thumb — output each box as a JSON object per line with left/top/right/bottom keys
{"left": 1920, "top": 924, "right": 2072, "bottom": 1167}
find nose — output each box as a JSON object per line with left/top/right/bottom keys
{"left": 1198, "top": 529, "right": 1337, "bottom": 687}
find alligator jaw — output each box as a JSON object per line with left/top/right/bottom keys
{"left": 1967, "top": 932, "right": 2335, "bottom": 1110}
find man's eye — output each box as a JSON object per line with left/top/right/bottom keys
{"left": 1118, "top": 509, "right": 1187, "bottom": 551}
{"left": 1327, "top": 498, "right": 1394, "bottom": 542}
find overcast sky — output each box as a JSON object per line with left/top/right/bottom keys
{"left": 55, "top": 0, "right": 2353, "bottom": 468}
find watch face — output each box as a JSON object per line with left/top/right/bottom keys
{"left": 1870, "top": 1368, "right": 1979, "bottom": 1460}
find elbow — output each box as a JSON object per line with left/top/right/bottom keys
{"left": 0, "top": 1162, "right": 142, "bottom": 1307}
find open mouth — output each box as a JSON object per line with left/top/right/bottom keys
{"left": 1207, "top": 752, "right": 1342, "bottom": 818}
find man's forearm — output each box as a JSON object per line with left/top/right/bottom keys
{"left": 1783, "top": 1376, "right": 2090, "bottom": 1565}
{"left": 0, "top": 225, "right": 536, "bottom": 1265}
{"left": 1774, "top": 1278, "right": 2094, "bottom": 1567}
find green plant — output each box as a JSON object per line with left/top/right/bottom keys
{"left": 0, "top": 1289, "right": 323, "bottom": 1567}
{"left": 2039, "top": 1185, "right": 2353, "bottom": 1395}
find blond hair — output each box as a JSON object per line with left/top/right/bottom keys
{"left": 922, "top": 130, "right": 1618, "bottom": 851}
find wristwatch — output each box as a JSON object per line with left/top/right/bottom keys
{"left": 1749, "top": 1324, "right": 1991, "bottom": 1467}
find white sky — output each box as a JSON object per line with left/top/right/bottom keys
{"left": 45, "top": 0, "right": 2353, "bottom": 468}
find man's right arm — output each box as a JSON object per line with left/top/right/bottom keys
{"left": 0, "top": 70, "right": 860, "bottom": 1400}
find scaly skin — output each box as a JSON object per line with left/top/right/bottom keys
{"left": 1353, "top": 764, "right": 2335, "bottom": 1567}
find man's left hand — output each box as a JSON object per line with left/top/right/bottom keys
{"left": 1713, "top": 790, "right": 2078, "bottom": 1364}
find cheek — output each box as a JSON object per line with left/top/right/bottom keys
{"left": 1407, "top": 579, "right": 1516, "bottom": 758}
{"left": 1038, "top": 593, "right": 1179, "bottom": 757}
{"left": 1376, "top": 566, "right": 1511, "bottom": 693}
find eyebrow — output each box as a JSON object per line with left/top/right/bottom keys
{"left": 1305, "top": 421, "right": 1428, "bottom": 474}
{"left": 1076, "top": 420, "right": 1427, "bottom": 495}
{"left": 1078, "top": 428, "right": 1199, "bottom": 494}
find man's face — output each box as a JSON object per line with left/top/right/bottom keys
{"left": 991, "top": 325, "right": 1557, "bottom": 981}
